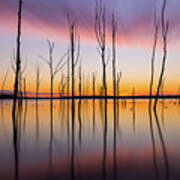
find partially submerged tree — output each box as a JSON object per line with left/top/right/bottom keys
{"left": 12, "top": 57, "right": 27, "bottom": 100}
{"left": 95, "top": 0, "right": 109, "bottom": 97}
{"left": 150, "top": 10, "right": 159, "bottom": 100}
{"left": 23, "top": 78, "right": 26, "bottom": 99}
{"left": 92, "top": 72, "right": 96, "bottom": 97}
{"left": 35, "top": 64, "right": 40, "bottom": 100}
{"left": 79, "top": 63, "right": 82, "bottom": 97}
{"left": 66, "top": 50, "right": 70, "bottom": 97}
{"left": 154, "top": 0, "right": 169, "bottom": 109}
{"left": 112, "top": 12, "right": 117, "bottom": 98}
{"left": 58, "top": 72, "right": 66, "bottom": 97}
{"left": 1, "top": 66, "right": 10, "bottom": 94}
{"left": 117, "top": 72, "right": 122, "bottom": 97}
{"left": 12, "top": 0, "right": 23, "bottom": 114}
{"left": 39, "top": 40, "right": 67, "bottom": 99}
{"left": 68, "top": 17, "right": 80, "bottom": 98}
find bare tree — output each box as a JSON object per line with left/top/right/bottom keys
{"left": 150, "top": 10, "right": 159, "bottom": 100}
{"left": 117, "top": 72, "right": 122, "bottom": 97}
{"left": 92, "top": 72, "right": 96, "bottom": 97}
{"left": 86, "top": 74, "right": 90, "bottom": 96}
{"left": 79, "top": 63, "right": 82, "bottom": 97}
{"left": 39, "top": 40, "right": 67, "bottom": 99}
{"left": 112, "top": 12, "right": 117, "bottom": 98}
{"left": 12, "top": 0, "right": 23, "bottom": 114}
{"left": 95, "top": 0, "right": 109, "bottom": 97}
{"left": 12, "top": 57, "right": 27, "bottom": 100}
{"left": 35, "top": 64, "right": 40, "bottom": 100}
{"left": 154, "top": 0, "right": 169, "bottom": 109}
{"left": 177, "top": 85, "right": 180, "bottom": 105}
{"left": 68, "top": 17, "right": 80, "bottom": 98}
{"left": 23, "top": 78, "right": 26, "bottom": 99}
{"left": 67, "top": 50, "right": 70, "bottom": 97}
{"left": 1, "top": 66, "right": 10, "bottom": 94}
{"left": 58, "top": 72, "right": 66, "bottom": 97}
{"left": 83, "top": 72, "right": 85, "bottom": 96}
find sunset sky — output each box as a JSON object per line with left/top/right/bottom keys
{"left": 0, "top": 0, "right": 180, "bottom": 96}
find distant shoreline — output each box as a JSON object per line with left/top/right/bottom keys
{"left": 0, "top": 94, "right": 180, "bottom": 100}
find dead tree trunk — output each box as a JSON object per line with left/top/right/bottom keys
{"left": 79, "top": 64, "right": 82, "bottom": 97}
{"left": 154, "top": 0, "right": 168, "bottom": 109}
{"left": 23, "top": 78, "right": 26, "bottom": 99}
{"left": 68, "top": 18, "right": 80, "bottom": 98}
{"left": 117, "top": 72, "right": 122, "bottom": 97}
{"left": 150, "top": 10, "right": 159, "bottom": 100}
{"left": 112, "top": 12, "right": 117, "bottom": 98}
{"left": 39, "top": 40, "right": 67, "bottom": 99}
{"left": 13, "top": 0, "right": 23, "bottom": 115}
{"left": 35, "top": 64, "right": 40, "bottom": 100}
{"left": 67, "top": 51, "right": 70, "bottom": 97}
{"left": 1, "top": 67, "right": 9, "bottom": 94}
{"left": 58, "top": 72, "right": 66, "bottom": 97}
{"left": 95, "top": 0, "right": 108, "bottom": 97}
{"left": 93, "top": 74, "right": 96, "bottom": 97}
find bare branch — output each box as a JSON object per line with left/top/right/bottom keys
{"left": 38, "top": 55, "right": 50, "bottom": 65}
{"left": 1, "top": 66, "right": 10, "bottom": 92}
{"left": 53, "top": 51, "right": 68, "bottom": 76}
{"left": 74, "top": 36, "right": 80, "bottom": 67}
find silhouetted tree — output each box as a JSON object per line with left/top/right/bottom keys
{"left": 58, "top": 72, "right": 66, "bottom": 97}
{"left": 92, "top": 72, "right": 96, "bottom": 98}
{"left": 132, "top": 88, "right": 136, "bottom": 134}
{"left": 77, "top": 63, "right": 82, "bottom": 97}
{"left": 117, "top": 72, "right": 122, "bottom": 97}
{"left": 12, "top": 0, "right": 23, "bottom": 115}
{"left": 39, "top": 40, "right": 67, "bottom": 99}
{"left": 23, "top": 78, "right": 26, "bottom": 99}
{"left": 1, "top": 65, "right": 9, "bottom": 94}
{"left": 83, "top": 72, "right": 85, "bottom": 96}
{"left": 86, "top": 74, "right": 90, "bottom": 96}
{"left": 67, "top": 50, "right": 70, "bottom": 97}
{"left": 154, "top": 0, "right": 169, "bottom": 109}
{"left": 68, "top": 17, "right": 80, "bottom": 98}
{"left": 12, "top": 58, "right": 27, "bottom": 100}
{"left": 35, "top": 64, "right": 40, "bottom": 100}
{"left": 150, "top": 10, "right": 159, "bottom": 100}
{"left": 95, "top": 0, "right": 109, "bottom": 97}
{"left": 177, "top": 85, "right": 180, "bottom": 105}
{"left": 112, "top": 12, "right": 117, "bottom": 98}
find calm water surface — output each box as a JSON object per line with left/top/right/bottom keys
{"left": 0, "top": 99, "right": 180, "bottom": 180}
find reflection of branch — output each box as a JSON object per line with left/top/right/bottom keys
{"left": 71, "top": 99, "right": 75, "bottom": 180}
{"left": 78, "top": 100, "right": 82, "bottom": 146}
{"left": 113, "top": 97, "right": 117, "bottom": 180}
{"left": 102, "top": 99, "right": 107, "bottom": 179}
{"left": 132, "top": 88, "right": 136, "bottom": 135}
{"left": 23, "top": 97, "right": 28, "bottom": 135}
{"left": 93, "top": 97, "right": 96, "bottom": 136}
{"left": 12, "top": 114, "right": 19, "bottom": 180}
{"left": 35, "top": 101, "right": 39, "bottom": 141}
{"left": 153, "top": 108, "right": 170, "bottom": 180}
{"left": 48, "top": 100, "right": 54, "bottom": 174}
{"left": 148, "top": 103, "right": 159, "bottom": 180}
